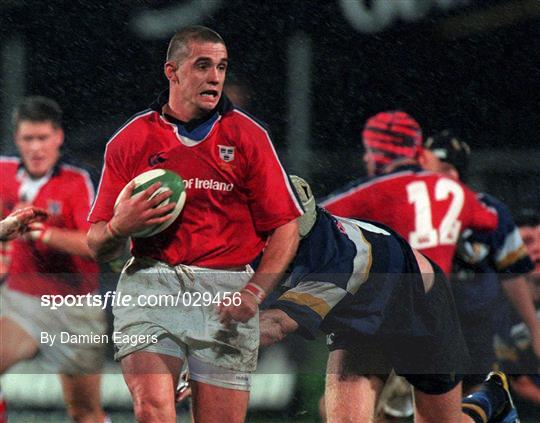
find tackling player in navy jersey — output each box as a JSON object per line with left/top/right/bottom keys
{"left": 260, "top": 176, "right": 520, "bottom": 423}
{"left": 422, "top": 131, "right": 539, "bottom": 394}
{"left": 175, "top": 175, "right": 519, "bottom": 422}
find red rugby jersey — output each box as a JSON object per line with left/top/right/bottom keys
{"left": 89, "top": 97, "right": 303, "bottom": 268}
{"left": 0, "top": 157, "right": 99, "bottom": 296}
{"left": 321, "top": 167, "right": 498, "bottom": 275}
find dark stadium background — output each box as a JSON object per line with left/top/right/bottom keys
{"left": 2, "top": 0, "right": 539, "bottom": 209}
{"left": 1, "top": 0, "right": 539, "bottom": 421}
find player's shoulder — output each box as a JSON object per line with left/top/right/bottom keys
{"left": 319, "top": 176, "right": 372, "bottom": 205}
{"left": 0, "top": 155, "right": 21, "bottom": 171}
{"left": 58, "top": 159, "right": 93, "bottom": 180}
{"left": 477, "top": 193, "right": 514, "bottom": 226}
{"left": 57, "top": 159, "right": 96, "bottom": 190}
{"left": 106, "top": 108, "right": 157, "bottom": 149}
{"left": 415, "top": 169, "right": 453, "bottom": 182}
{"left": 359, "top": 169, "right": 420, "bottom": 190}
{"left": 418, "top": 170, "right": 475, "bottom": 193}
{"left": 222, "top": 107, "right": 271, "bottom": 138}
{"left": 477, "top": 192, "right": 508, "bottom": 212}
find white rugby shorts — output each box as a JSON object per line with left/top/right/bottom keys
{"left": 0, "top": 286, "right": 106, "bottom": 374}
{"left": 113, "top": 257, "right": 258, "bottom": 390}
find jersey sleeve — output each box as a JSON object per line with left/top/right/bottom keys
{"left": 462, "top": 185, "right": 498, "bottom": 232}
{"left": 69, "top": 172, "right": 96, "bottom": 231}
{"left": 243, "top": 127, "right": 303, "bottom": 232}
{"left": 271, "top": 280, "right": 350, "bottom": 340}
{"left": 87, "top": 135, "right": 131, "bottom": 223}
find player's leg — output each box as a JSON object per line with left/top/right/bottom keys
{"left": 191, "top": 381, "right": 249, "bottom": 423}
{"left": 412, "top": 381, "right": 463, "bottom": 423}
{"left": 403, "top": 258, "right": 470, "bottom": 421}
{"left": 0, "top": 316, "right": 38, "bottom": 373}
{"left": 325, "top": 349, "right": 385, "bottom": 422}
{"left": 188, "top": 354, "right": 251, "bottom": 423}
{"left": 59, "top": 373, "right": 107, "bottom": 423}
{"left": 461, "top": 371, "right": 519, "bottom": 423}
{"left": 0, "top": 316, "right": 38, "bottom": 423}
{"left": 121, "top": 351, "right": 182, "bottom": 423}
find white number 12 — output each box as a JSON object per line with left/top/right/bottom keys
{"left": 407, "top": 179, "right": 464, "bottom": 249}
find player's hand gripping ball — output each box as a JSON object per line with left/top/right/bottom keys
{"left": 115, "top": 169, "right": 186, "bottom": 238}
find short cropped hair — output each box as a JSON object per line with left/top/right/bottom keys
{"left": 13, "top": 96, "right": 63, "bottom": 129}
{"left": 166, "top": 25, "right": 225, "bottom": 64}
{"left": 515, "top": 208, "right": 540, "bottom": 228}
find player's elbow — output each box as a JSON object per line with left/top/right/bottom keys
{"left": 282, "top": 218, "right": 301, "bottom": 252}
{"left": 86, "top": 237, "right": 106, "bottom": 262}
{"left": 88, "top": 242, "right": 119, "bottom": 263}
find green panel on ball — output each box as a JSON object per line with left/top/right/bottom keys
{"left": 127, "top": 169, "right": 187, "bottom": 238}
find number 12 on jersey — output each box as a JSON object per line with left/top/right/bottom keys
{"left": 407, "top": 179, "right": 464, "bottom": 249}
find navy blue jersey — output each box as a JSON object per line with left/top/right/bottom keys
{"left": 452, "top": 193, "right": 534, "bottom": 315}
{"left": 269, "top": 208, "right": 428, "bottom": 340}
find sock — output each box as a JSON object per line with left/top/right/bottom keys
{"left": 462, "top": 380, "right": 506, "bottom": 423}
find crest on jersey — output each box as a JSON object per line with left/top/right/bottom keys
{"left": 47, "top": 200, "right": 62, "bottom": 215}
{"left": 218, "top": 145, "right": 235, "bottom": 162}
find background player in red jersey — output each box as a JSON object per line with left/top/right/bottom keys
{"left": 0, "top": 97, "right": 108, "bottom": 422}
{"left": 321, "top": 110, "right": 498, "bottom": 276}
{"left": 88, "top": 26, "right": 302, "bottom": 423}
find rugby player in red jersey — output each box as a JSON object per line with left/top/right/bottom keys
{"left": 321, "top": 111, "right": 498, "bottom": 276}
{"left": 87, "top": 26, "right": 302, "bottom": 422}
{"left": 0, "top": 97, "right": 107, "bottom": 422}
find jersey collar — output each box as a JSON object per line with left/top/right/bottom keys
{"left": 381, "top": 159, "right": 422, "bottom": 175}
{"left": 16, "top": 158, "right": 62, "bottom": 178}
{"left": 151, "top": 90, "right": 233, "bottom": 142}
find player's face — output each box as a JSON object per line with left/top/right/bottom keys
{"left": 419, "top": 150, "right": 460, "bottom": 180}
{"left": 15, "top": 120, "right": 63, "bottom": 178}
{"left": 520, "top": 225, "right": 540, "bottom": 276}
{"left": 168, "top": 41, "right": 228, "bottom": 120}
{"left": 419, "top": 149, "right": 445, "bottom": 173}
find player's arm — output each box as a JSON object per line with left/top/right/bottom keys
{"left": 259, "top": 308, "right": 299, "bottom": 347}
{"left": 219, "top": 219, "right": 300, "bottom": 324}
{"left": 26, "top": 224, "right": 95, "bottom": 258}
{"left": 501, "top": 275, "right": 540, "bottom": 358}
{"left": 87, "top": 182, "right": 175, "bottom": 262}
{"left": 7, "top": 203, "right": 93, "bottom": 257}
{"left": 465, "top": 189, "right": 498, "bottom": 231}
{"left": 87, "top": 221, "right": 128, "bottom": 263}
{"left": 0, "top": 206, "right": 48, "bottom": 241}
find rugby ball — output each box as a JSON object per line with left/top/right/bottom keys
{"left": 115, "top": 169, "right": 186, "bottom": 238}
